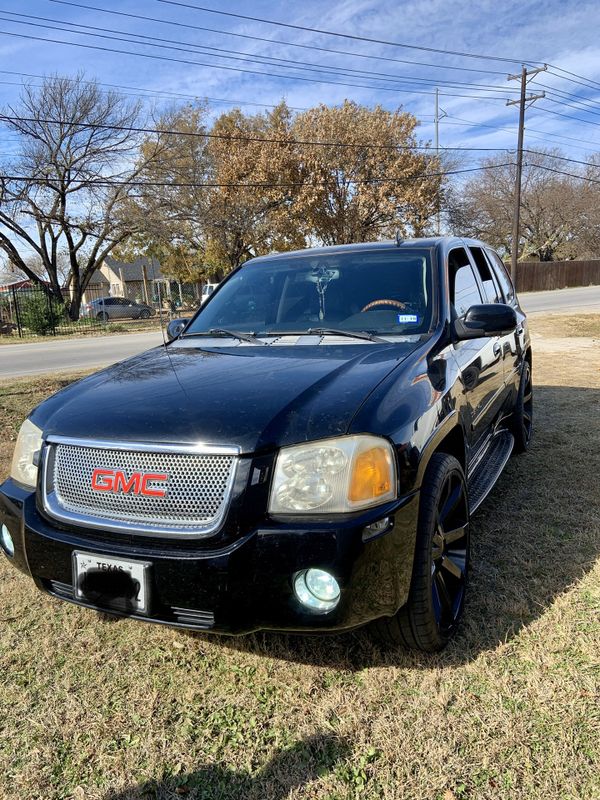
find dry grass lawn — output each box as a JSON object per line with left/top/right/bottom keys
{"left": 528, "top": 312, "right": 600, "bottom": 339}
{"left": 0, "top": 318, "right": 599, "bottom": 800}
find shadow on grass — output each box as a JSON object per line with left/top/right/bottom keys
{"left": 103, "top": 732, "right": 349, "bottom": 800}
{"left": 180, "top": 384, "right": 600, "bottom": 670}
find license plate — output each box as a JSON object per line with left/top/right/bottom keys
{"left": 73, "top": 551, "right": 151, "bottom": 615}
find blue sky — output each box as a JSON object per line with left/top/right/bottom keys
{"left": 0, "top": 0, "right": 599, "bottom": 164}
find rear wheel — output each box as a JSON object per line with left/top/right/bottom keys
{"left": 373, "top": 453, "right": 470, "bottom": 652}
{"left": 512, "top": 360, "right": 533, "bottom": 454}
{"left": 139, "top": 308, "right": 151, "bottom": 319}
{"left": 96, "top": 311, "right": 109, "bottom": 322}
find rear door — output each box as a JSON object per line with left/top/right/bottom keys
{"left": 485, "top": 248, "right": 527, "bottom": 391}
{"left": 449, "top": 246, "right": 505, "bottom": 450}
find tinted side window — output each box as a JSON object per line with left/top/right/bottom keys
{"left": 469, "top": 246, "right": 502, "bottom": 303}
{"left": 486, "top": 249, "right": 515, "bottom": 302}
{"left": 102, "top": 298, "right": 115, "bottom": 305}
{"left": 449, "top": 248, "right": 483, "bottom": 317}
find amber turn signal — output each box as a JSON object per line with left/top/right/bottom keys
{"left": 349, "top": 446, "right": 393, "bottom": 502}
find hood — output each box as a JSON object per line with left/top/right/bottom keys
{"left": 32, "top": 341, "right": 420, "bottom": 453}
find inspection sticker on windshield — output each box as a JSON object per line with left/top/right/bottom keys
{"left": 397, "top": 314, "right": 419, "bottom": 324}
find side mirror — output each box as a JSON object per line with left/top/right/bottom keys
{"left": 166, "top": 318, "right": 188, "bottom": 342}
{"left": 453, "top": 304, "right": 517, "bottom": 341}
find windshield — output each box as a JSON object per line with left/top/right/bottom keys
{"left": 186, "top": 248, "right": 435, "bottom": 337}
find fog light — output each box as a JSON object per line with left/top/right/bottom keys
{"left": 1, "top": 524, "right": 14, "bottom": 558}
{"left": 294, "top": 568, "right": 340, "bottom": 613}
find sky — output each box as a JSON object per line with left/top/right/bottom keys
{"left": 0, "top": 0, "right": 598, "bottom": 210}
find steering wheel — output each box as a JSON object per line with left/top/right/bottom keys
{"left": 360, "top": 298, "right": 407, "bottom": 312}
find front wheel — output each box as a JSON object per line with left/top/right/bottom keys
{"left": 373, "top": 453, "right": 470, "bottom": 652}
{"left": 511, "top": 360, "right": 533, "bottom": 454}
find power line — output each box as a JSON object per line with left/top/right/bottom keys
{"left": 530, "top": 162, "right": 600, "bottom": 184}
{"left": 4, "top": 162, "right": 600, "bottom": 189}
{"left": 49, "top": 0, "right": 513, "bottom": 77}
{"left": 0, "top": 69, "right": 310, "bottom": 112}
{"left": 157, "top": 0, "right": 538, "bottom": 66}
{"left": 0, "top": 163, "right": 517, "bottom": 189}
{"left": 0, "top": 106, "right": 590, "bottom": 166}
{"left": 0, "top": 11, "right": 522, "bottom": 94}
{"left": 0, "top": 29, "right": 516, "bottom": 101}
{"left": 437, "top": 117, "right": 600, "bottom": 155}
{"left": 535, "top": 82, "right": 600, "bottom": 113}
{"left": 534, "top": 105, "right": 600, "bottom": 128}
{"left": 444, "top": 113, "right": 600, "bottom": 148}
{"left": 540, "top": 93, "right": 600, "bottom": 120}
{"left": 546, "top": 66, "right": 600, "bottom": 93}
{"left": 0, "top": 113, "right": 518, "bottom": 154}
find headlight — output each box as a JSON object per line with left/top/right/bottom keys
{"left": 10, "top": 419, "right": 43, "bottom": 488}
{"left": 269, "top": 434, "right": 396, "bottom": 514}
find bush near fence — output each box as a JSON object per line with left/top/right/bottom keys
{"left": 516, "top": 259, "right": 600, "bottom": 292}
{"left": 1, "top": 281, "right": 203, "bottom": 338}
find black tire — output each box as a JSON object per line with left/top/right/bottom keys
{"left": 139, "top": 308, "right": 151, "bottom": 320}
{"left": 373, "top": 453, "right": 470, "bottom": 652}
{"left": 96, "top": 311, "right": 109, "bottom": 322}
{"left": 511, "top": 359, "right": 533, "bottom": 454}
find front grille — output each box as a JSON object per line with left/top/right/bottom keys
{"left": 42, "top": 438, "right": 238, "bottom": 537}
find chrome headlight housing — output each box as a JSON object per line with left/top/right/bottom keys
{"left": 269, "top": 434, "right": 397, "bottom": 514}
{"left": 10, "top": 418, "right": 43, "bottom": 488}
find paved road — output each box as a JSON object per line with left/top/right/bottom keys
{"left": 519, "top": 285, "right": 600, "bottom": 314}
{"left": 2, "top": 331, "right": 164, "bottom": 379}
{"left": 2, "top": 285, "right": 600, "bottom": 378}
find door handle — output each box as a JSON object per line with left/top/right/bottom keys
{"left": 493, "top": 343, "right": 502, "bottom": 358}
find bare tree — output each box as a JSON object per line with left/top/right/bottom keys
{"left": 0, "top": 74, "right": 164, "bottom": 318}
{"left": 446, "top": 150, "right": 591, "bottom": 261}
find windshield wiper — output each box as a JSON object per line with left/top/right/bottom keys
{"left": 209, "top": 328, "right": 267, "bottom": 345}
{"left": 184, "top": 329, "right": 266, "bottom": 345}
{"left": 306, "top": 327, "right": 388, "bottom": 343}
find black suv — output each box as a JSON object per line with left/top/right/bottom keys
{"left": 1, "top": 238, "right": 532, "bottom": 651}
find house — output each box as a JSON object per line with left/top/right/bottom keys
{"left": 82, "top": 257, "right": 168, "bottom": 305}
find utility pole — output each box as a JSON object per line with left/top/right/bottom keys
{"left": 506, "top": 65, "right": 546, "bottom": 288}
{"left": 434, "top": 88, "right": 447, "bottom": 236}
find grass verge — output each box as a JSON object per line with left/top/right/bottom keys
{"left": 528, "top": 313, "right": 600, "bottom": 339}
{"left": 0, "top": 319, "right": 598, "bottom": 800}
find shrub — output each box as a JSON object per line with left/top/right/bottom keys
{"left": 19, "top": 291, "right": 65, "bottom": 335}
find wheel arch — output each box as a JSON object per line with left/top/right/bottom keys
{"left": 415, "top": 415, "right": 467, "bottom": 487}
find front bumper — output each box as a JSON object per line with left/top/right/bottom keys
{"left": 0, "top": 478, "right": 419, "bottom": 635}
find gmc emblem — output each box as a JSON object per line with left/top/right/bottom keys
{"left": 91, "top": 468, "right": 168, "bottom": 497}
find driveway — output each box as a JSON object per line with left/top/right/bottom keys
{"left": 519, "top": 284, "right": 600, "bottom": 314}
{"left": 2, "top": 331, "right": 164, "bottom": 379}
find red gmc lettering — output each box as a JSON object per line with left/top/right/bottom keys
{"left": 91, "top": 468, "right": 168, "bottom": 497}
{"left": 140, "top": 473, "right": 169, "bottom": 497}
{"left": 114, "top": 472, "right": 142, "bottom": 494}
{"left": 90, "top": 468, "right": 115, "bottom": 491}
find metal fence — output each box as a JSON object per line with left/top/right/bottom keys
{"left": 0, "top": 281, "right": 202, "bottom": 339}
{"left": 516, "top": 259, "right": 600, "bottom": 293}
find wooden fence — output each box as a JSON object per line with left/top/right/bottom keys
{"left": 516, "top": 259, "right": 600, "bottom": 292}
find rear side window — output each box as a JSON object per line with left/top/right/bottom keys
{"left": 486, "top": 249, "right": 515, "bottom": 302}
{"left": 469, "top": 246, "right": 502, "bottom": 303}
{"left": 449, "top": 248, "right": 483, "bottom": 317}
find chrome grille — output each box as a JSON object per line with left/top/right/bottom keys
{"left": 43, "top": 439, "right": 238, "bottom": 537}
